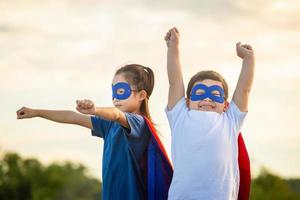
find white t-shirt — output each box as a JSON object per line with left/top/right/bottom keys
{"left": 166, "top": 98, "right": 247, "bottom": 200}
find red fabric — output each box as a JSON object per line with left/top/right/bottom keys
{"left": 144, "top": 117, "right": 250, "bottom": 199}
{"left": 144, "top": 117, "right": 173, "bottom": 168}
{"left": 237, "top": 133, "right": 251, "bottom": 200}
{"left": 142, "top": 117, "right": 173, "bottom": 200}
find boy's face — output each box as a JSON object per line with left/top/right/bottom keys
{"left": 186, "top": 79, "right": 229, "bottom": 114}
{"left": 112, "top": 74, "right": 146, "bottom": 113}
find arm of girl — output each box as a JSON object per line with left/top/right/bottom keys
{"left": 165, "top": 27, "right": 185, "bottom": 110}
{"left": 16, "top": 107, "right": 92, "bottom": 129}
{"left": 232, "top": 42, "right": 255, "bottom": 112}
{"left": 76, "top": 99, "right": 129, "bottom": 128}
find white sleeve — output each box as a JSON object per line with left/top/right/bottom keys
{"left": 165, "top": 97, "right": 188, "bottom": 131}
{"left": 226, "top": 101, "right": 248, "bottom": 137}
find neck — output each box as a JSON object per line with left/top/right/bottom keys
{"left": 132, "top": 109, "right": 142, "bottom": 115}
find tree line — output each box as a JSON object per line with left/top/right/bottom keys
{"left": 1, "top": 151, "right": 300, "bottom": 200}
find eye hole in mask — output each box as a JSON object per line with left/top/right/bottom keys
{"left": 116, "top": 88, "right": 125, "bottom": 95}
{"left": 211, "top": 90, "right": 222, "bottom": 97}
{"left": 195, "top": 89, "right": 205, "bottom": 95}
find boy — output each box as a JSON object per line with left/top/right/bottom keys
{"left": 164, "top": 27, "right": 254, "bottom": 199}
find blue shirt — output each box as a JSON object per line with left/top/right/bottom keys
{"left": 91, "top": 113, "right": 151, "bottom": 200}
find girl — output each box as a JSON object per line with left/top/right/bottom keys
{"left": 16, "top": 64, "right": 173, "bottom": 200}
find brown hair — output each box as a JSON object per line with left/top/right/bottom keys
{"left": 186, "top": 70, "right": 229, "bottom": 100}
{"left": 115, "top": 64, "right": 155, "bottom": 122}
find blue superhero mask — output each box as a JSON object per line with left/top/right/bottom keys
{"left": 190, "top": 83, "right": 225, "bottom": 103}
{"left": 112, "top": 82, "right": 135, "bottom": 100}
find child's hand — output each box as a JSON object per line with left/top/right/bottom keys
{"left": 76, "top": 99, "right": 96, "bottom": 115}
{"left": 165, "top": 27, "right": 180, "bottom": 48}
{"left": 236, "top": 42, "right": 254, "bottom": 59}
{"left": 16, "top": 107, "right": 38, "bottom": 119}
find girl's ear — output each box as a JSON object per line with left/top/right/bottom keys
{"left": 223, "top": 101, "right": 229, "bottom": 112}
{"left": 138, "top": 90, "right": 147, "bottom": 101}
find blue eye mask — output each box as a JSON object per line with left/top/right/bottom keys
{"left": 112, "top": 82, "right": 133, "bottom": 100}
{"left": 190, "top": 84, "right": 225, "bottom": 103}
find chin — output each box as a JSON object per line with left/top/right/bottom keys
{"left": 115, "top": 105, "right": 125, "bottom": 111}
{"left": 201, "top": 109, "right": 217, "bottom": 113}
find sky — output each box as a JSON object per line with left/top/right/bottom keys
{"left": 1, "top": 0, "right": 300, "bottom": 179}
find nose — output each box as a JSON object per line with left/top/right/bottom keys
{"left": 202, "top": 97, "right": 212, "bottom": 102}
{"left": 113, "top": 98, "right": 119, "bottom": 102}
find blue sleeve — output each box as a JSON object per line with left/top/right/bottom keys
{"left": 90, "top": 116, "right": 112, "bottom": 138}
{"left": 124, "top": 113, "right": 146, "bottom": 138}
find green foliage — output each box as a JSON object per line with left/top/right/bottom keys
{"left": 2, "top": 151, "right": 300, "bottom": 200}
{"left": 250, "top": 168, "right": 300, "bottom": 200}
{"left": 0, "top": 152, "right": 101, "bottom": 200}
{"left": 287, "top": 178, "right": 300, "bottom": 195}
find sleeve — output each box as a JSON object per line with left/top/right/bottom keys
{"left": 90, "top": 115, "right": 112, "bottom": 138}
{"left": 124, "top": 113, "right": 146, "bottom": 138}
{"left": 165, "top": 97, "right": 188, "bottom": 130}
{"left": 226, "top": 101, "right": 248, "bottom": 137}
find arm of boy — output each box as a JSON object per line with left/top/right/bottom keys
{"left": 76, "top": 99, "right": 129, "bottom": 129}
{"left": 165, "top": 27, "right": 185, "bottom": 110}
{"left": 232, "top": 42, "right": 255, "bottom": 112}
{"left": 16, "top": 106, "right": 92, "bottom": 129}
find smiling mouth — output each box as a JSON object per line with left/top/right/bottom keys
{"left": 199, "top": 105, "right": 215, "bottom": 110}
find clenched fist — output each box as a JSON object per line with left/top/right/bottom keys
{"left": 236, "top": 42, "right": 254, "bottom": 59}
{"left": 165, "top": 27, "right": 180, "bottom": 48}
{"left": 16, "top": 107, "right": 37, "bottom": 119}
{"left": 76, "top": 99, "right": 96, "bottom": 115}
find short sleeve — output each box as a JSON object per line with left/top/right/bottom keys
{"left": 165, "top": 97, "right": 188, "bottom": 130}
{"left": 90, "top": 116, "right": 113, "bottom": 138}
{"left": 124, "top": 113, "right": 146, "bottom": 138}
{"left": 225, "top": 101, "right": 248, "bottom": 136}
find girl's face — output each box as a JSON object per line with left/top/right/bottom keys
{"left": 186, "top": 79, "right": 228, "bottom": 114}
{"left": 112, "top": 73, "right": 146, "bottom": 114}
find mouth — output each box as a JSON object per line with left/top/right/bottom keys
{"left": 198, "top": 102, "right": 216, "bottom": 110}
{"left": 199, "top": 105, "right": 215, "bottom": 110}
{"left": 200, "top": 105, "right": 214, "bottom": 108}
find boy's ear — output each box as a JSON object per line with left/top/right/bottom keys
{"left": 185, "top": 98, "right": 190, "bottom": 107}
{"left": 223, "top": 101, "right": 229, "bottom": 112}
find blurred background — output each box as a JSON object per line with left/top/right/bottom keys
{"left": 1, "top": 0, "right": 300, "bottom": 199}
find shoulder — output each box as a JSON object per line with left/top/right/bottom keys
{"left": 124, "top": 112, "right": 145, "bottom": 122}
{"left": 225, "top": 101, "right": 248, "bottom": 119}
{"left": 123, "top": 113, "right": 147, "bottom": 138}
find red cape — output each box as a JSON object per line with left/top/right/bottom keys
{"left": 142, "top": 117, "right": 173, "bottom": 200}
{"left": 238, "top": 133, "right": 251, "bottom": 200}
{"left": 142, "top": 117, "right": 250, "bottom": 200}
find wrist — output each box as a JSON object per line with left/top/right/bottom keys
{"left": 168, "top": 43, "right": 179, "bottom": 49}
{"left": 33, "top": 109, "right": 40, "bottom": 117}
{"left": 92, "top": 107, "right": 97, "bottom": 115}
{"left": 168, "top": 46, "right": 180, "bottom": 54}
{"left": 243, "top": 52, "right": 254, "bottom": 60}
{"left": 93, "top": 107, "right": 100, "bottom": 115}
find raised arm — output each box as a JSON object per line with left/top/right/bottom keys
{"left": 232, "top": 42, "right": 255, "bottom": 112}
{"left": 165, "top": 27, "right": 185, "bottom": 110}
{"left": 76, "top": 99, "right": 129, "bottom": 128}
{"left": 16, "top": 107, "right": 92, "bottom": 129}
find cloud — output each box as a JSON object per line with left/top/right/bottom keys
{"left": 1, "top": 0, "right": 300, "bottom": 178}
